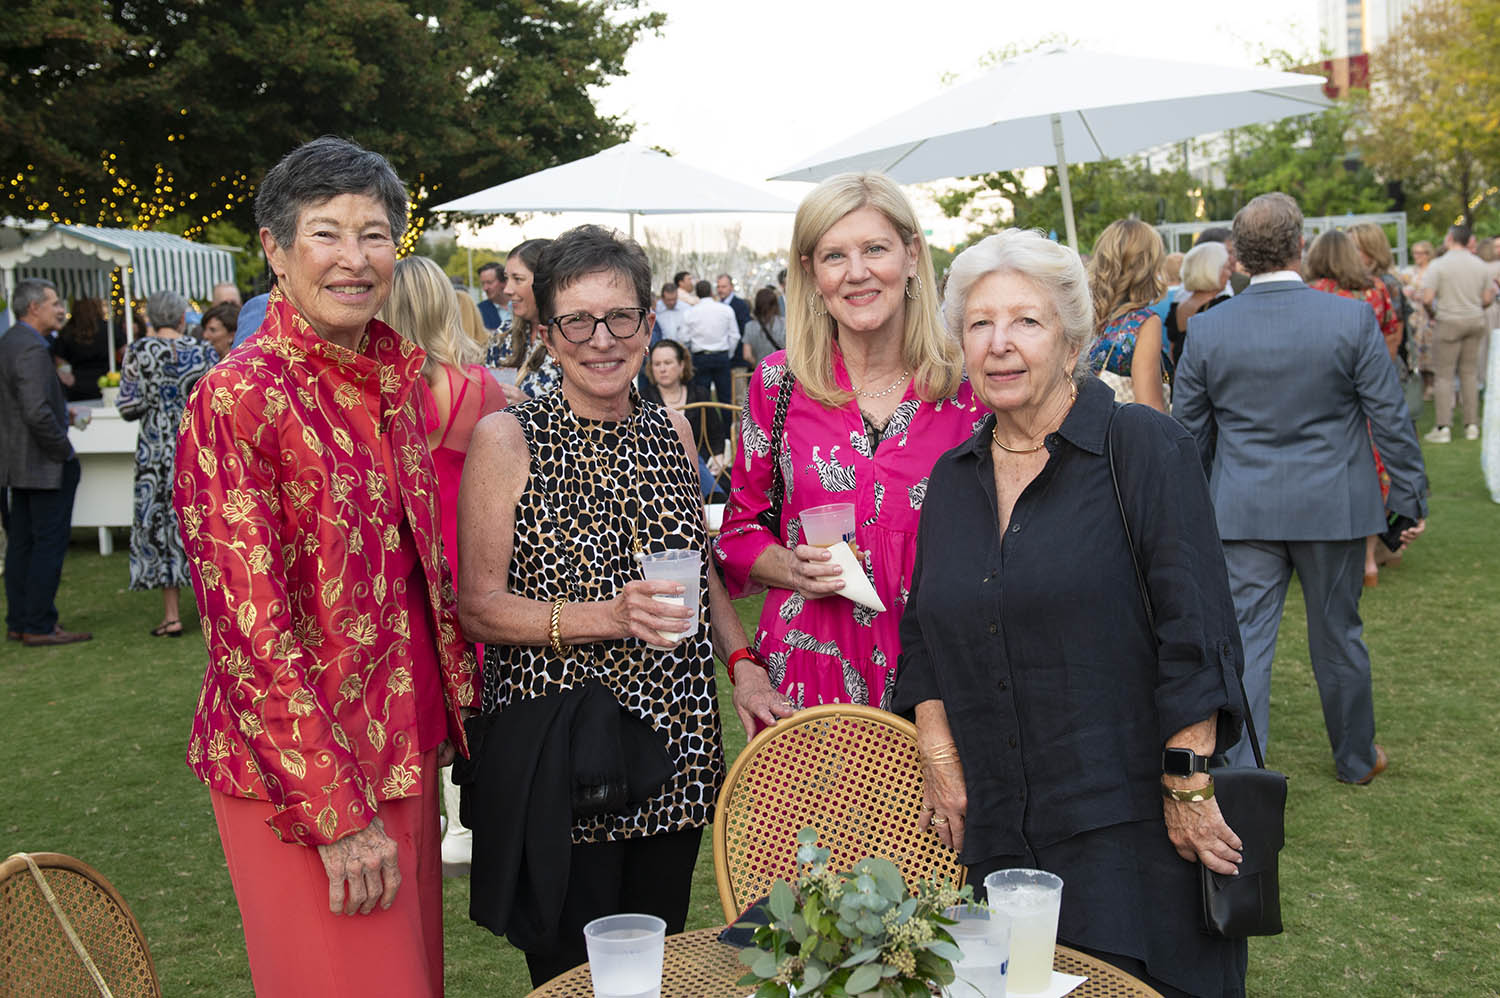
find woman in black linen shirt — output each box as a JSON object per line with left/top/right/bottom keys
{"left": 892, "top": 229, "right": 1249, "bottom": 998}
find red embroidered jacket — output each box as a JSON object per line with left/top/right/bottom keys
{"left": 175, "top": 290, "right": 478, "bottom": 847}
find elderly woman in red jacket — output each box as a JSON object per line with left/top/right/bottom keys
{"left": 175, "top": 137, "right": 477, "bottom": 997}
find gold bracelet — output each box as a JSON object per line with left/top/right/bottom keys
{"left": 549, "top": 597, "right": 566, "bottom": 656}
{"left": 920, "top": 743, "right": 961, "bottom": 766}
{"left": 1161, "top": 777, "right": 1215, "bottom": 803}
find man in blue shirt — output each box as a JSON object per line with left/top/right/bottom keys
{"left": 476, "top": 261, "right": 512, "bottom": 334}
{"left": 1, "top": 279, "right": 91, "bottom": 645}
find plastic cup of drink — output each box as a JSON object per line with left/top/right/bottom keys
{"left": 800, "top": 502, "right": 855, "bottom": 547}
{"left": 942, "top": 902, "right": 1010, "bottom": 998}
{"left": 704, "top": 502, "right": 726, "bottom": 532}
{"left": 583, "top": 913, "right": 665, "bottom": 998}
{"left": 982, "top": 869, "right": 1062, "bottom": 994}
{"left": 637, "top": 549, "right": 700, "bottom": 649}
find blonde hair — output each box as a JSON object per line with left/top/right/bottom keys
{"left": 1180, "top": 241, "right": 1229, "bottom": 293}
{"left": 1088, "top": 219, "right": 1166, "bottom": 328}
{"left": 379, "top": 256, "right": 482, "bottom": 377}
{"left": 454, "top": 289, "right": 488, "bottom": 348}
{"left": 1346, "top": 223, "right": 1395, "bottom": 274}
{"left": 786, "top": 172, "right": 960, "bottom": 407}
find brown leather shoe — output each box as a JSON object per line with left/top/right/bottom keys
{"left": 1342, "top": 744, "right": 1388, "bottom": 785}
{"left": 6, "top": 630, "right": 19, "bottom": 641}
{"left": 21, "top": 627, "right": 93, "bottom": 646}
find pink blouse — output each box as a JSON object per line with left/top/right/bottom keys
{"left": 714, "top": 349, "right": 983, "bottom": 711}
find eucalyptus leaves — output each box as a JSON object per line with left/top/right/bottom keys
{"left": 738, "top": 827, "right": 972, "bottom": 997}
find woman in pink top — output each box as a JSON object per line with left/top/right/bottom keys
{"left": 715, "top": 173, "right": 981, "bottom": 724}
{"left": 380, "top": 255, "right": 506, "bottom": 868}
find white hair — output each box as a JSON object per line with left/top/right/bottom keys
{"left": 1180, "top": 241, "right": 1229, "bottom": 293}
{"left": 942, "top": 228, "right": 1096, "bottom": 382}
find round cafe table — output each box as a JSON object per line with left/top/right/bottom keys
{"left": 525, "top": 925, "right": 1163, "bottom": 997}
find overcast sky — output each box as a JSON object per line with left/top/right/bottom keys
{"left": 457, "top": 0, "right": 1322, "bottom": 254}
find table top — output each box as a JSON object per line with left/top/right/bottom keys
{"left": 526, "top": 926, "right": 1163, "bottom": 998}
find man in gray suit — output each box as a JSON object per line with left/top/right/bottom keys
{"left": 1, "top": 278, "right": 92, "bottom": 646}
{"left": 1173, "top": 193, "right": 1426, "bottom": 784}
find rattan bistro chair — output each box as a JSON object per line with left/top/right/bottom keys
{"left": 712, "top": 703, "right": 964, "bottom": 924}
{"left": 679, "top": 401, "right": 739, "bottom": 465}
{"left": 0, "top": 852, "right": 160, "bottom": 997}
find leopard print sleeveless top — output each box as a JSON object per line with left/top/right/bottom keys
{"left": 481, "top": 389, "right": 725, "bottom": 843}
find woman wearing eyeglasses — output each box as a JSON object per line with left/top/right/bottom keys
{"left": 456, "top": 225, "right": 764, "bottom": 987}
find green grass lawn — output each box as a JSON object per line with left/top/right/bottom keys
{"left": 2, "top": 422, "right": 1496, "bottom": 996}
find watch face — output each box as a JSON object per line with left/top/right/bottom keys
{"left": 1162, "top": 748, "right": 1197, "bottom": 776}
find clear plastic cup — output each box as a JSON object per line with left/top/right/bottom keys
{"left": 800, "top": 502, "right": 855, "bottom": 547}
{"left": 583, "top": 913, "right": 665, "bottom": 998}
{"left": 983, "top": 869, "right": 1062, "bottom": 993}
{"left": 637, "top": 549, "right": 700, "bottom": 649}
{"left": 943, "top": 902, "right": 1010, "bottom": 998}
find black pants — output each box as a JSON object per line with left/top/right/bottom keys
{"left": 3, "top": 457, "right": 81, "bottom": 635}
{"left": 523, "top": 827, "right": 703, "bottom": 988}
{"left": 690, "top": 350, "right": 733, "bottom": 404}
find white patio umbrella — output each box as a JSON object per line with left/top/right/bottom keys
{"left": 430, "top": 142, "right": 797, "bottom": 236}
{"left": 771, "top": 48, "right": 1330, "bottom": 248}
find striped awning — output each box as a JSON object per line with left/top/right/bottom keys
{"left": 0, "top": 224, "right": 236, "bottom": 304}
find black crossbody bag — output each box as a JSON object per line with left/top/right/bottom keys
{"left": 1106, "top": 406, "right": 1287, "bottom": 938}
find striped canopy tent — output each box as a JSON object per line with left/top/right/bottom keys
{"left": 0, "top": 224, "right": 236, "bottom": 371}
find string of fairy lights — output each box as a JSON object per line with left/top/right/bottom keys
{"left": 6, "top": 138, "right": 435, "bottom": 308}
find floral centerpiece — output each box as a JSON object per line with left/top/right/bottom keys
{"left": 738, "top": 828, "right": 972, "bottom": 997}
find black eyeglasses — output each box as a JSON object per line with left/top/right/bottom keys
{"left": 547, "top": 307, "right": 649, "bottom": 343}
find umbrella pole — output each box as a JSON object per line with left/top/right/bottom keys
{"left": 1051, "top": 114, "right": 1079, "bottom": 250}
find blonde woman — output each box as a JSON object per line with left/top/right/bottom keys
{"left": 1086, "top": 219, "right": 1169, "bottom": 412}
{"left": 714, "top": 172, "right": 981, "bottom": 720}
{"left": 379, "top": 255, "right": 507, "bottom": 869}
{"left": 1165, "top": 241, "right": 1231, "bottom": 366}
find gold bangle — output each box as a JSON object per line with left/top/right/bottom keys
{"left": 549, "top": 597, "right": 566, "bottom": 656}
{"left": 1161, "top": 777, "right": 1215, "bottom": 802}
{"left": 920, "top": 743, "right": 962, "bottom": 767}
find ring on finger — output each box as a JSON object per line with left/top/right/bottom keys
{"left": 930, "top": 815, "right": 949, "bottom": 826}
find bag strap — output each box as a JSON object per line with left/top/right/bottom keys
{"left": 1105, "top": 405, "right": 1265, "bottom": 770}
{"left": 759, "top": 367, "right": 795, "bottom": 535}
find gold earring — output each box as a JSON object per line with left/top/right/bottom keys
{"left": 906, "top": 274, "right": 922, "bottom": 300}
{"left": 808, "top": 291, "right": 828, "bottom": 317}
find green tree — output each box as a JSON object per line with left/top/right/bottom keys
{"left": 0, "top": 0, "right": 663, "bottom": 249}
{"left": 936, "top": 158, "right": 1200, "bottom": 251}
{"left": 1216, "top": 101, "right": 1393, "bottom": 219}
{"left": 1363, "top": 0, "right": 1500, "bottom": 231}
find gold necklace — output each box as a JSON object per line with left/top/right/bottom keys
{"left": 854, "top": 369, "right": 910, "bottom": 399}
{"left": 990, "top": 382, "right": 1079, "bottom": 455}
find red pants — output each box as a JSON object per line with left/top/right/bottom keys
{"left": 210, "top": 751, "right": 443, "bottom": 997}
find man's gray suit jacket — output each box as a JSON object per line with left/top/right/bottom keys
{"left": 1172, "top": 279, "right": 1427, "bottom": 541}
{"left": 0, "top": 322, "right": 74, "bottom": 490}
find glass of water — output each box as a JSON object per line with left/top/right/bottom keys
{"left": 583, "top": 912, "right": 665, "bottom": 998}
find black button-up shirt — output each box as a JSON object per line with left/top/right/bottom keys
{"left": 893, "top": 377, "right": 1244, "bottom": 864}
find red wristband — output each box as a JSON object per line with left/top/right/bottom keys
{"left": 725, "top": 646, "right": 766, "bottom": 686}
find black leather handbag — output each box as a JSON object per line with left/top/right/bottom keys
{"left": 1106, "top": 407, "right": 1287, "bottom": 938}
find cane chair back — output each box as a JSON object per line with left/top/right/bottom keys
{"left": 679, "top": 401, "right": 740, "bottom": 469}
{"left": 0, "top": 852, "right": 160, "bottom": 997}
{"left": 731, "top": 368, "right": 752, "bottom": 408}
{"left": 712, "top": 703, "right": 964, "bottom": 924}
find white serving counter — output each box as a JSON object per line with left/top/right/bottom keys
{"left": 67, "top": 400, "right": 139, "bottom": 555}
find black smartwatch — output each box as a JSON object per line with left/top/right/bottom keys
{"left": 1161, "top": 747, "right": 1212, "bottom": 777}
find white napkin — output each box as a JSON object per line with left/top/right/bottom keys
{"left": 826, "top": 541, "right": 886, "bottom": 613}
{"left": 1008, "top": 971, "right": 1087, "bottom": 998}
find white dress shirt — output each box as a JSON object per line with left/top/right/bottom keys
{"left": 654, "top": 299, "right": 691, "bottom": 343}
{"left": 679, "top": 297, "right": 738, "bottom": 353}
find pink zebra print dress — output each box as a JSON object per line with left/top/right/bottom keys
{"left": 714, "top": 349, "right": 982, "bottom": 712}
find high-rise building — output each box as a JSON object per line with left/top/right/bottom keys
{"left": 1320, "top": 0, "right": 1425, "bottom": 56}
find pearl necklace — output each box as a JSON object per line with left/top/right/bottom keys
{"left": 854, "top": 369, "right": 911, "bottom": 399}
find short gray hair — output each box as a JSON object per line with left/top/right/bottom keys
{"left": 11, "top": 278, "right": 57, "bottom": 319}
{"left": 1180, "top": 241, "right": 1229, "bottom": 293}
{"left": 943, "top": 229, "right": 1096, "bottom": 382}
{"left": 254, "top": 136, "right": 408, "bottom": 249}
{"left": 1232, "top": 193, "right": 1302, "bottom": 275}
{"left": 146, "top": 289, "right": 189, "bottom": 329}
